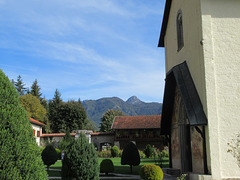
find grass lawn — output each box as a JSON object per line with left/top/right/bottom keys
{"left": 98, "top": 157, "right": 169, "bottom": 175}
{"left": 46, "top": 157, "right": 169, "bottom": 178}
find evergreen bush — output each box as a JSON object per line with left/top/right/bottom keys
{"left": 0, "top": 70, "right": 48, "bottom": 179}
{"left": 121, "top": 141, "right": 140, "bottom": 173}
{"left": 55, "top": 148, "right": 61, "bottom": 160}
{"left": 100, "top": 159, "right": 114, "bottom": 175}
{"left": 41, "top": 145, "right": 58, "bottom": 170}
{"left": 58, "top": 130, "right": 74, "bottom": 151}
{"left": 62, "top": 133, "right": 99, "bottom": 180}
{"left": 140, "top": 164, "right": 164, "bottom": 180}
{"left": 111, "top": 145, "right": 119, "bottom": 158}
{"left": 144, "top": 144, "right": 153, "bottom": 158}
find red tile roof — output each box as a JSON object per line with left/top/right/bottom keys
{"left": 41, "top": 133, "right": 76, "bottom": 137}
{"left": 112, "top": 115, "right": 161, "bottom": 130}
{"left": 90, "top": 132, "right": 115, "bottom": 136}
{"left": 30, "top": 118, "right": 46, "bottom": 126}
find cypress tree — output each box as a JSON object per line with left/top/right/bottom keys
{"left": 0, "top": 70, "right": 48, "bottom": 179}
{"left": 62, "top": 133, "right": 99, "bottom": 180}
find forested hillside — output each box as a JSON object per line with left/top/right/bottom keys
{"left": 82, "top": 96, "right": 162, "bottom": 126}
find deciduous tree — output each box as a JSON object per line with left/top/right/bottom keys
{"left": 100, "top": 109, "right": 124, "bottom": 132}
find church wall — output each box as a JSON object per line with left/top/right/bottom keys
{"left": 171, "top": 87, "right": 181, "bottom": 169}
{"left": 201, "top": 0, "right": 240, "bottom": 178}
{"left": 191, "top": 126, "right": 204, "bottom": 173}
{"left": 164, "top": 0, "right": 206, "bottom": 108}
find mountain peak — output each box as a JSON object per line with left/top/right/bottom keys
{"left": 126, "top": 96, "right": 143, "bottom": 105}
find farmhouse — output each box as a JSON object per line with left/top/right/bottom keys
{"left": 111, "top": 115, "right": 163, "bottom": 150}
{"left": 30, "top": 118, "right": 45, "bottom": 146}
{"left": 159, "top": 0, "right": 240, "bottom": 179}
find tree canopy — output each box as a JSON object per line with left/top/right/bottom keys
{"left": 49, "top": 90, "right": 90, "bottom": 133}
{"left": 20, "top": 94, "right": 48, "bottom": 125}
{"left": 100, "top": 109, "right": 124, "bottom": 132}
{"left": 0, "top": 70, "right": 48, "bottom": 179}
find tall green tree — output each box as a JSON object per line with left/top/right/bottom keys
{"left": 20, "top": 94, "right": 48, "bottom": 124}
{"left": 48, "top": 89, "right": 64, "bottom": 132}
{"left": 100, "top": 109, "right": 124, "bottom": 132}
{"left": 30, "top": 79, "right": 42, "bottom": 99}
{"left": 49, "top": 91, "right": 89, "bottom": 133}
{"left": 14, "top": 75, "right": 27, "bottom": 96}
{"left": 62, "top": 133, "right": 99, "bottom": 180}
{"left": 0, "top": 70, "right": 48, "bottom": 179}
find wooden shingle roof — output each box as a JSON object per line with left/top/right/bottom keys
{"left": 111, "top": 115, "right": 161, "bottom": 130}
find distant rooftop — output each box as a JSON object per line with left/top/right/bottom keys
{"left": 112, "top": 115, "right": 161, "bottom": 130}
{"left": 30, "top": 118, "right": 46, "bottom": 126}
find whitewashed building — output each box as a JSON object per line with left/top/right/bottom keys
{"left": 159, "top": 0, "right": 240, "bottom": 179}
{"left": 30, "top": 118, "right": 45, "bottom": 146}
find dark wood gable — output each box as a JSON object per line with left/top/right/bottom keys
{"left": 161, "top": 61, "right": 207, "bottom": 135}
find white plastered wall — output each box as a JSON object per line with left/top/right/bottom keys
{"left": 164, "top": 0, "right": 240, "bottom": 178}
{"left": 201, "top": 0, "right": 240, "bottom": 178}
{"left": 31, "top": 124, "right": 42, "bottom": 146}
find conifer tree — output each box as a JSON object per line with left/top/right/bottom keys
{"left": 15, "top": 75, "right": 26, "bottom": 96}
{"left": 58, "top": 130, "right": 74, "bottom": 151}
{"left": 0, "top": 70, "right": 48, "bottom": 179}
{"left": 30, "top": 79, "right": 42, "bottom": 99}
{"left": 62, "top": 133, "right": 99, "bottom": 180}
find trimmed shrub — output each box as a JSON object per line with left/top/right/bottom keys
{"left": 139, "top": 150, "right": 146, "bottom": 159}
{"left": 111, "top": 145, "right": 119, "bottom": 158}
{"left": 100, "top": 159, "right": 114, "bottom": 175}
{"left": 55, "top": 148, "right": 61, "bottom": 160}
{"left": 62, "top": 133, "right": 99, "bottom": 180}
{"left": 97, "top": 150, "right": 111, "bottom": 158}
{"left": 0, "top": 70, "right": 48, "bottom": 179}
{"left": 144, "top": 144, "right": 153, "bottom": 158}
{"left": 140, "top": 164, "right": 164, "bottom": 180}
{"left": 121, "top": 141, "right": 140, "bottom": 173}
{"left": 41, "top": 145, "right": 58, "bottom": 170}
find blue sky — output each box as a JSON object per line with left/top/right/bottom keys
{"left": 0, "top": 0, "right": 166, "bottom": 103}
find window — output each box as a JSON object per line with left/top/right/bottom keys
{"left": 37, "top": 131, "right": 40, "bottom": 137}
{"left": 33, "top": 129, "right": 36, "bottom": 136}
{"left": 177, "top": 9, "right": 184, "bottom": 51}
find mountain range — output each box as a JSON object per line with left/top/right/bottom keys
{"left": 82, "top": 96, "right": 162, "bottom": 127}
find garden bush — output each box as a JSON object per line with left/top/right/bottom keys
{"left": 62, "top": 133, "right": 99, "bottom": 180}
{"left": 121, "top": 141, "right": 140, "bottom": 173}
{"left": 139, "top": 150, "right": 146, "bottom": 158}
{"left": 41, "top": 144, "right": 58, "bottom": 170}
{"left": 100, "top": 159, "right": 114, "bottom": 175}
{"left": 97, "top": 150, "right": 112, "bottom": 158}
{"left": 55, "top": 148, "right": 61, "bottom": 160}
{"left": 140, "top": 164, "right": 163, "bottom": 180}
{"left": 144, "top": 144, "right": 153, "bottom": 158}
{"left": 0, "top": 70, "right": 48, "bottom": 179}
{"left": 111, "top": 145, "right": 119, "bottom": 158}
